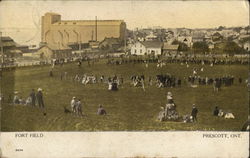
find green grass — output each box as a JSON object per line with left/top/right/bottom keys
{"left": 1, "top": 59, "right": 249, "bottom": 131}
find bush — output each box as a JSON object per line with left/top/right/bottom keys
{"left": 192, "top": 42, "right": 209, "bottom": 53}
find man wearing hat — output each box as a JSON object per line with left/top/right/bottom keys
{"left": 167, "top": 92, "right": 173, "bottom": 104}
{"left": 36, "top": 88, "right": 45, "bottom": 108}
{"left": 191, "top": 105, "right": 198, "bottom": 122}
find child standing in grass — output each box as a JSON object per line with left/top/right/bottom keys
{"left": 76, "top": 99, "right": 83, "bottom": 117}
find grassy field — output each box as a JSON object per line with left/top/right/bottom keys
{"left": 1, "top": 59, "right": 249, "bottom": 131}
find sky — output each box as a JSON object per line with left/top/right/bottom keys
{"left": 0, "top": 0, "right": 249, "bottom": 45}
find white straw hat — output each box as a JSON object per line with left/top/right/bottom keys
{"left": 38, "top": 88, "right": 42, "bottom": 91}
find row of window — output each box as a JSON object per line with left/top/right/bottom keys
{"left": 58, "top": 22, "right": 77, "bottom": 25}
{"left": 134, "top": 44, "right": 143, "bottom": 48}
{"left": 134, "top": 49, "right": 142, "bottom": 54}
{"left": 134, "top": 49, "right": 158, "bottom": 54}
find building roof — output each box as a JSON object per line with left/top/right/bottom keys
{"left": 53, "top": 20, "right": 124, "bottom": 26}
{"left": 212, "top": 32, "right": 222, "bottom": 37}
{"left": 193, "top": 36, "right": 205, "bottom": 39}
{"left": 207, "top": 41, "right": 215, "bottom": 45}
{"left": 10, "top": 49, "right": 22, "bottom": 53}
{"left": 0, "top": 36, "right": 14, "bottom": 42}
{"left": 146, "top": 32, "right": 157, "bottom": 39}
{"left": 163, "top": 43, "right": 179, "bottom": 50}
{"left": 45, "top": 12, "right": 61, "bottom": 16}
{"left": 100, "top": 37, "right": 120, "bottom": 45}
{"left": 140, "top": 41, "right": 163, "bottom": 48}
{"left": 2, "top": 41, "right": 16, "bottom": 47}
{"left": 16, "top": 45, "right": 29, "bottom": 49}
{"left": 239, "top": 34, "right": 250, "bottom": 39}
{"left": 39, "top": 44, "right": 72, "bottom": 51}
{"left": 192, "top": 32, "right": 205, "bottom": 38}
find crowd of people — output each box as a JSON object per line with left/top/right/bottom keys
{"left": 106, "top": 55, "right": 249, "bottom": 66}
{"left": 53, "top": 68, "right": 245, "bottom": 94}
{"left": 156, "top": 74, "right": 181, "bottom": 88}
{"left": 1, "top": 54, "right": 249, "bottom": 131}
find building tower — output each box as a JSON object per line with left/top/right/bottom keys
{"left": 41, "top": 13, "right": 61, "bottom": 45}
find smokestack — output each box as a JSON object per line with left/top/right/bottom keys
{"left": 95, "top": 16, "right": 97, "bottom": 41}
{"left": 91, "top": 30, "right": 94, "bottom": 41}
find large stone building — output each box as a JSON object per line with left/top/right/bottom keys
{"left": 41, "top": 12, "right": 126, "bottom": 48}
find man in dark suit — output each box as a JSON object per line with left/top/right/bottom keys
{"left": 30, "top": 89, "right": 36, "bottom": 107}
{"left": 191, "top": 105, "right": 198, "bottom": 122}
{"left": 36, "top": 88, "right": 45, "bottom": 108}
{"left": 213, "top": 106, "right": 219, "bottom": 116}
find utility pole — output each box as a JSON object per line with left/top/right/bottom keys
{"left": 0, "top": 31, "right": 4, "bottom": 67}
{"left": 79, "top": 34, "right": 81, "bottom": 50}
{"left": 124, "top": 28, "right": 127, "bottom": 53}
{"left": 95, "top": 16, "right": 97, "bottom": 41}
{"left": 91, "top": 30, "right": 94, "bottom": 41}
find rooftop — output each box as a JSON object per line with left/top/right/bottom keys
{"left": 163, "top": 43, "right": 179, "bottom": 50}
{"left": 53, "top": 20, "right": 124, "bottom": 26}
{"left": 140, "top": 41, "right": 163, "bottom": 48}
{"left": 40, "top": 44, "right": 72, "bottom": 51}
{"left": 0, "top": 36, "right": 14, "bottom": 42}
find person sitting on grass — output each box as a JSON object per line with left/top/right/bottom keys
{"left": 158, "top": 106, "right": 166, "bottom": 122}
{"left": 241, "top": 116, "right": 250, "bottom": 131}
{"left": 97, "top": 104, "right": 107, "bottom": 115}
{"left": 183, "top": 115, "right": 193, "bottom": 123}
{"left": 25, "top": 96, "right": 32, "bottom": 106}
{"left": 18, "top": 96, "right": 25, "bottom": 105}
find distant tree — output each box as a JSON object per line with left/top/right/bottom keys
{"left": 100, "top": 45, "right": 106, "bottom": 50}
{"left": 233, "top": 27, "right": 243, "bottom": 33}
{"left": 217, "top": 26, "right": 226, "bottom": 31}
{"left": 172, "top": 40, "right": 189, "bottom": 51}
{"left": 245, "top": 25, "right": 250, "bottom": 30}
{"left": 239, "top": 37, "right": 250, "bottom": 44}
{"left": 192, "top": 42, "right": 209, "bottom": 53}
{"left": 227, "top": 36, "right": 234, "bottom": 41}
{"left": 212, "top": 32, "right": 223, "bottom": 42}
{"left": 223, "top": 41, "right": 245, "bottom": 54}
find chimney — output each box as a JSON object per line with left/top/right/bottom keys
{"left": 95, "top": 16, "right": 97, "bottom": 41}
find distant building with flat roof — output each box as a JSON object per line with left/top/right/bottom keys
{"left": 41, "top": 12, "right": 126, "bottom": 50}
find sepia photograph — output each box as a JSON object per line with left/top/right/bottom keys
{"left": 0, "top": 0, "right": 249, "bottom": 157}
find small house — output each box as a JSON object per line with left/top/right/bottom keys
{"left": 130, "top": 41, "right": 163, "bottom": 56}
{"left": 163, "top": 43, "right": 179, "bottom": 55}
{"left": 36, "top": 44, "right": 72, "bottom": 59}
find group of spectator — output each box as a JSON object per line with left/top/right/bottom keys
{"left": 68, "top": 96, "right": 107, "bottom": 117}
{"left": 13, "top": 88, "right": 45, "bottom": 108}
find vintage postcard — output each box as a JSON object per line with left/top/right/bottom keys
{"left": 0, "top": 0, "right": 249, "bottom": 157}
